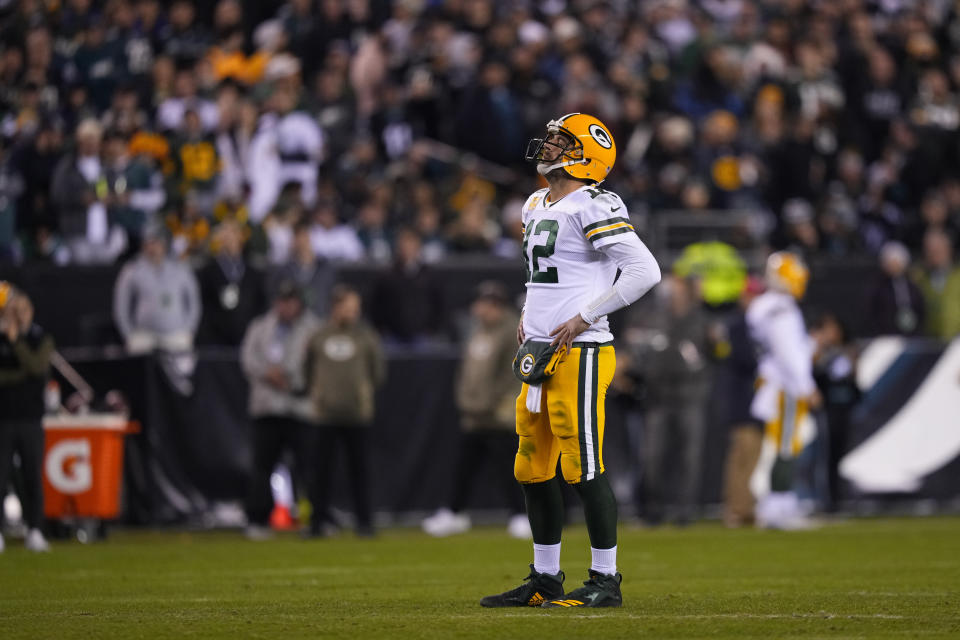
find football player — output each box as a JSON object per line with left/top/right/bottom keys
{"left": 480, "top": 113, "right": 661, "bottom": 608}
{"left": 747, "top": 252, "right": 819, "bottom": 529}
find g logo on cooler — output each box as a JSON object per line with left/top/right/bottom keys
{"left": 519, "top": 354, "right": 536, "bottom": 376}
{"left": 45, "top": 439, "right": 93, "bottom": 494}
{"left": 588, "top": 124, "right": 612, "bottom": 149}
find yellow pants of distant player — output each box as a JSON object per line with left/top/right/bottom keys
{"left": 514, "top": 344, "right": 615, "bottom": 485}
{"left": 766, "top": 391, "right": 810, "bottom": 458}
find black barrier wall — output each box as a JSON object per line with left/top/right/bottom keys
{"left": 65, "top": 349, "right": 487, "bottom": 524}
{"left": 1, "top": 257, "right": 876, "bottom": 349}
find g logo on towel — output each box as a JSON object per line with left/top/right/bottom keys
{"left": 519, "top": 353, "right": 536, "bottom": 376}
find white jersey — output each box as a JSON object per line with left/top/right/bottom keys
{"left": 746, "top": 290, "right": 816, "bottom": 421}
{"left": 521, "top": 184, "right": 636, "bottom": 343}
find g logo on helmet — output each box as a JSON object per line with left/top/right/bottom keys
{"left": 519, "top": 354, "right": 536, "bottom": 376}
{"left": 588, "top": 124, "right": 612, "bottom": 149}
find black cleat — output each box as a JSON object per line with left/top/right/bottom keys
{"left": 480, "top": 564, "right": 565, "bottom": 607}
{"left": 542, "top": 570, "right": 622, "bottom": 608}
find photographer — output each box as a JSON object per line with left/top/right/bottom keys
{"left": 0, "top": 285, "right": 54, "bottom": 552}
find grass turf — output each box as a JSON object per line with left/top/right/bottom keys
{"left": 1, "top": 517, "right": 959, "bottom": 639}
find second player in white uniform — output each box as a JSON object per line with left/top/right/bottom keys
{"left": 747, "top": 252, "right": 818, "bottom": 529}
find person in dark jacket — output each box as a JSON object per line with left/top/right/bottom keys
{"left": 271, "top": 220, "right": 335, "bottom": 320}
{"left": 305, "top": 285, "right": 385, "bottom": 537}
{"left": 369, "top": 227, "right": 444, "bottom": 344}
{"left": 639, "top": 275, "right": 710, "bottom": 526}
{"left": 716, "top": 277, "right": 764, "bottom": 527}
{"left": 810, "top": 311, "right": 860, "bottom": 512}
{"left": 864, "top": 241, "right": 925, "bottom": 337}
{"left": 196, "top": 220, "right": 267, "bottom": 346}
{"left": 0, "top": 286, "right": 54, "bottom": 553}
{"left": 49, "top": 118, "right": 126, "bottom": 264}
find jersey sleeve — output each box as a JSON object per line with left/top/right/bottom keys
{"left": 579, "top": 190, "right": 636, "bottom": 249}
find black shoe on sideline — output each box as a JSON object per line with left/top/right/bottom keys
{"left": 541, "top": 570, "right": 622, "bottom": 608}
{"left": 480, "top": 564, "right": 565, "bottom": 607}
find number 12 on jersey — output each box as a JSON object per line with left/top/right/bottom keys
{"left": 523, "top": 219, "right": 559, "bottom": 284}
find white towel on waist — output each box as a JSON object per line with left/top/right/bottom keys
{"left": 526, "top": 383, "right": 543, "bottom": 413}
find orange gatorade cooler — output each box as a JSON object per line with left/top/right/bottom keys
{"left": 42, "top": 414, "right": 139, "bottom": 520}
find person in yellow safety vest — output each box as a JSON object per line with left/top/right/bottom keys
{"left": 672, "top": 241, "right": 747, "bottom": 307}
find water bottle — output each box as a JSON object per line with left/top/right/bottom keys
{"left": 44, "top": 380, "right": 61, "bottom": 414}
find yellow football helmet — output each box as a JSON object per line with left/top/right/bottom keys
{"left": 0, "top": 281, "right": 12, "bottom": 309}
{"left": 765, "top": 251, "right": 809, "bottom": 299}
{"left": 525, "top": 113, "right": 616, "bottom": 183}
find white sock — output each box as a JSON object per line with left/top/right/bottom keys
{"left": 591, "top": 545, "right": 617, "bottom": 575}
{"left": 533, "top": 543, "right": 561, "bottom": 575}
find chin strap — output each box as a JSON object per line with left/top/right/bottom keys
{"left": 537, "top": 158, "right": 587, "bottom": 176}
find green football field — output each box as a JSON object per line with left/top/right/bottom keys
{"left": 2, "top": 517, "right": 959, "bottom": 639}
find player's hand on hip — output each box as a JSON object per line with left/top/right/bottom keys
{"left": 549, "top": 314, "right": 591, "bottom": 351}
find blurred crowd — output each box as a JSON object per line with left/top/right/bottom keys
{"left": 2, "top": 0, "right": 960, "bottom": 270}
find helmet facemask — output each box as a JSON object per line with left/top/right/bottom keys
{"left": 525, "top": 121, "right": 587, "bottom": 178}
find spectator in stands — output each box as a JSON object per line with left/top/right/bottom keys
{"left": 1, "top": 0, "right": 958, "bottom": 270}
{"left": 905, "top": 190, "right": 959, "bottom": 253}
{"left": 246, "top": 58, "right": 319, "bottom": 221}
{"left": 774, "top": 198, "right": 821, "bottom": 258}
{"left": 113, "top": 224, "right": 201, "bottom": 354}
{"left": 912, "top": 229, "right": 960, "bottom": 341}
{"left": 73, "top": 16, "right": 119, "bottom": 112}
{"left": 273, "top": 221, "right": 335, "bottom": 320}
{"left": 369, "top": 227, "right": 445, "bottom": 344}
{"left": 161, "top": 1, "right": 211, "bottom": 67}
{"left": 307, "top": 200, "right": 364, "bottom": 263}
{"left": 455, "top": 60, "right": 524, "bottom": 167}
{"left": 101, "top": 85, "right": 150, "bottom": 139}
{"left": 262, "top": 183, "right": 305, "bottom": 266}
{"left": 166, "top": 192, "right": 212, "bottom": 261}
{"left": 0, "top": 286, "right": 53, "bottom": 553}
{"left": 171, "top": 109, "right": 220, "bottom": 215}
{"left": 446, "top": 200, "right": 499, "bottom": 254}
{"left": 102, "top": 129, "right": 165, "bottom": 256}
{"left": 272, "top": 84, "right": 325, "bottom": 209}
{"left": 864, "top": 241, "right": 925, "bottom": 337}
{"left": 156, "top": 66, "right": 218, "bottom": 133}
{"left": 196, "top": 220, "right": 267, "bottom": 347}
{"left": 638, "top": 275, "right": 710, "bottom": 526}
{"left": 11, "top": 120, "right": 64, "bottom": 263}
{"left": 422, "top": 282, "right": 528, "bottom": 539}
{"left": 305, "top": 285, "right": 385, "bottom": 537}
{"left": 240, "top": 280, "right": 319, "bottom": 540}
{"left": 355, "top": 199, "right": 392, "bottom": 263}
{"left": 50, "top": 119, "right": 127, "bottom": 264}
{"left": 214, "top": 88, "right": 257, "bottom": 205}
{"left": 0, "top": 140, "right": 23, "bottom": 264}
